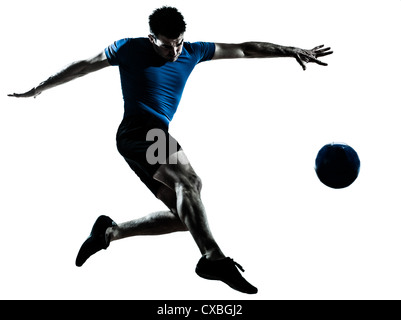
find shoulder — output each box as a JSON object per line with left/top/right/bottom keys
{"left": 113, "top": 37, "right": 148, "bottom": 49}
{"left": 184, "top": 41, "right": 215, "bottom": 52}
{"left": 105, "top": 37, "right": 150, "bottom": 64}
{"left": 184, "top": 41, "right": 216, "bottom": 62}
{"left": 108, "top": 37, "right": 150, "bottom": 51}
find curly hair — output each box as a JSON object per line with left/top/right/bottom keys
{"left": 149, "top": 6, "right": 186, "bottom": 39}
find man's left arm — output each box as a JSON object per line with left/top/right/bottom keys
{"left": 213, "top": 42, "right": 333, "bottom": 70}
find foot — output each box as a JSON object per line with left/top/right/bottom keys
{"left": 195, "top": 256, "right": 258, "bottom": 294}
{"left": 75, "top": 215, "right": 116, "bottom": 267}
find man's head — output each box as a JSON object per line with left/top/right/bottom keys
{"left": 148, "top": 6, "right": 186, "bottom": 62}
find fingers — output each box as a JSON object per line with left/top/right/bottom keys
{"left": 7, "top": 88, "right": 38, "bottom": 98}
{"left": 312, "top": 45, "right": 333, "bottom": 57}
{"left": 312, "top": 58, "right": 328, "bottom": 66}
{"left": 312, "top": 44, "right": 325, "bottom": 51}
{"left": 295, "top": 53, "right": 328, "bottom": 70}
{"left": 317, "top": 50, "right": 333, "bottom": 57}
{"left": 315, "top": 48, "right": 333, "bottom": 58}
{"left": 295, "top": 45, "right": 333, "bottom": 69}
{"left": 295, "top": 54, "right": 307, "bottom": 71}
{"left": 304, "top": 52, "right": 327, "bottom": 65}
{"left": 7, "top": 93, "right": 24, "bottom": 98}
{"left": 7, "top": 92, "right": 24, "bottom": 97}
{"left": 293, "top": 44, "right": 333, "bottom": 70}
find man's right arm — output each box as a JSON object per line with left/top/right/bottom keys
{"left": 8, "top": 51, "right": 111, "bottom": 98}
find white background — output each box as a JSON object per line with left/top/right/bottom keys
{"left": 1, "top": 0, "right": 400, "bottom": 300}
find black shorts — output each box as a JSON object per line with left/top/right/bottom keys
{"left": 116, "top": 113, "right": 181, "bottom": 196}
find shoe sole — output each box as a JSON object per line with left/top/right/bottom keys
{"left": 195, "top": 268, "right": 257, "bottom": 294}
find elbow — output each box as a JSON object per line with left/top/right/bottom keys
{"left": 76, "top": 60, "right": 92, "bottom": 76}
{"left": 66, "top": 60, "right": 92, "bottom": 77}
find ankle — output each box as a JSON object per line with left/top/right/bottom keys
{"left": 204, "top": 249, "right": 225, "bottom": 261}
{"left": 105, "top": 226, "right": 118, "bottom": 242}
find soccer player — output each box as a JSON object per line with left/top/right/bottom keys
{"left": 8, "top": 6, "right": 332, "bottom": 294}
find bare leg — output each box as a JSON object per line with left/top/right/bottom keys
{"left": 76, "top": 186, "right": 187, "bottom": 267}
{"left": 153, "top": 150, "right": 225, "bottom": 261}
{"left": 107, "top": 210, "right": 187, "bottom": 241}
{"left": 105, "top": 184, "right": 187, "bottom": 241}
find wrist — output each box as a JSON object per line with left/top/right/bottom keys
{"left": 35, "top": 80, "right": 48, "bottom": 94}
{"left": 284, "top": 46, "right": 296, "bottom": 57}
{"left": 32, "top": 84, "right": 44, "bottom": 97}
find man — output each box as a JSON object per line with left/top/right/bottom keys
{"left": 8, "top": 6, "right": 332, "bottom": 294}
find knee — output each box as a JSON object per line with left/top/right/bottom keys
{"left": 176, "top": 173, "right": 202, "bottom": 198}
{"left": 192, "top": 174, "right": 202, "bottom": 193}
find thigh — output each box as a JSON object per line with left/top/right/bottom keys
{"left": 117, "top": 115, "right": 188, "bottom": 197}
{"left": 123, "top": 156, "right": 164, "bottom": 197}
{"left": 117, "top": 115, "right": 169, "bottom": 196}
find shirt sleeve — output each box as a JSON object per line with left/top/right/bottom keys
{"left": 190, "top": 42, "right": 216, "bottom": 63}
{"left": 104, "top": 38, "right": 131, "bottom": 66}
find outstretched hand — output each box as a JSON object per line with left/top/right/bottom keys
{"left": 292, "top": 45, "right": 333, "bottom": 70}
{"left": 8, "top": 87, "right": 41, "bottom": 98}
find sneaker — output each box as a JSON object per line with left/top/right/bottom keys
{"left": 75, "top": 215, "right": 116, "bottom": 267}
{"left": 195, "top": 256, "right": 258, "bottom": 294}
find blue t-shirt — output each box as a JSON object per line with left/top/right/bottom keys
{"left": 105, "top": 37, "right": 215, "bottom": 126}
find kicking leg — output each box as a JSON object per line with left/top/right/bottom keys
{"left": 153, "top": 149, "right": 257, "bottom": 294}
{"left": 153, "top": 150, "right": 225, "bottom": 261}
